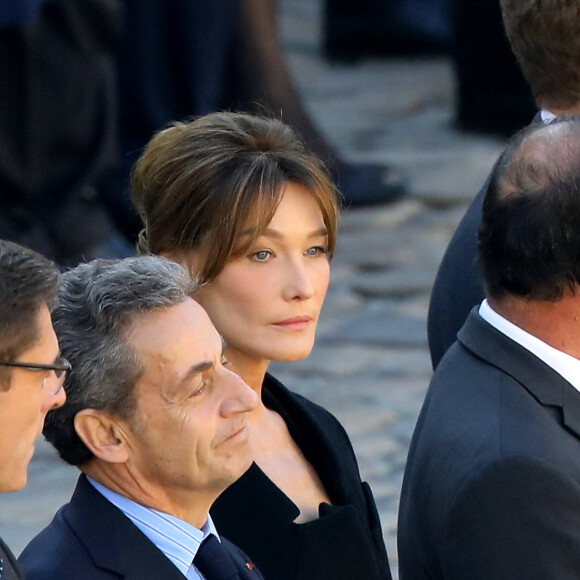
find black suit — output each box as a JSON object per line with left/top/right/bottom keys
{"left": 427, "top": 181, "right": 486, "bottom": 368}
{"left": 399, "top": 309, "right": 580, "bottom": 579}
{"left": 19, "top": 475, "right": 263, "bottom": 580}
{"left": 0, "top": 537, "right": 24, "bottom": 580}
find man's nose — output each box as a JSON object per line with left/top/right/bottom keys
{"left": 220, "top": 368, "right": 259, "bottom": 417}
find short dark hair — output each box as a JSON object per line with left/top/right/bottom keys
{"left": 131, "top": 111, "right": 340, "bottom": 283}
{"left": 479, "top": 119, "right": 580, "bottom": 301}
{"left": 500, "top": 0, "right": 580, "bottom": 110}
{"left": 44, "top": 256, "right": 199, "bottom": 466}
{"left": 0, "top": 240, "right": 59, "bottom": 368}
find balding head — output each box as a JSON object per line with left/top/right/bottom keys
{"left": 479, "top": 119, "right": 580, "bottom": 301}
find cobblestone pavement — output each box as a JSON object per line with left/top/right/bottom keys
{"left": 0, "top": 1, "right": 506, "bottom": 577}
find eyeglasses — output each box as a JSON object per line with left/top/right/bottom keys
{"left": 0, "top": 357, "right": 71, "bottom": 395}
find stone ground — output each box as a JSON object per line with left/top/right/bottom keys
{"left": 0, "top": 1, "right": 507, "bottom": 577}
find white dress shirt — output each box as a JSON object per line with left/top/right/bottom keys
{"left": 479, "top": 299, "right": 580, "bottom": 394}
{"left": 88, "top": 477, "right": 220, "bottom": 580}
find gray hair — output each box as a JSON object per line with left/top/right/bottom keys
{"left": 43, "top": 256, "right": 199, "bottom": 465}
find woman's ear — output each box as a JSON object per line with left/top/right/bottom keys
{"left": 74, "top": 409, "right": 130, "bottom": 464}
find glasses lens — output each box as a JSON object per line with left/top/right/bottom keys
{"left": 44, "top": 358, "right": 70, "bottom": 395}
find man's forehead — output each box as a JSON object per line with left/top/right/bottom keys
{"left": 127, "top": 300, "right": 221, "bottom": 364}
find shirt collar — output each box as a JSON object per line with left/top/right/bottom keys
{"left": 541, "top": 109, "right": 557, "bottom": 124}
{"left": 87, "top": 477, "right": 219, "bottom": 577}
{"left": 479, "top": 299, "right": 580, "bottom": 393}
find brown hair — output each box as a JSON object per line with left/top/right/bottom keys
{"left": 131, "top": 112, "right": 341, "bottom": 283}
{"left": 0, "top": 240, "right": 59, "bottom": 363}
{"left": 500, "top": 0, "right": 580, "bottom": 110}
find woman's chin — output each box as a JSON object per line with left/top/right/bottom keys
{"left": 271, "top": 346, "right": 315, "bottom": 363}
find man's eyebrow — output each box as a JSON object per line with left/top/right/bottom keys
{"left": 176, "top": 338, "right": 227, "bottom": 387}
{"left": 178, "top": 360, "right": 214, "bottom": 386}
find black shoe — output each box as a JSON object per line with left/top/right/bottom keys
{"left": 334, "top": 162, "right": 408, "bottom": 208}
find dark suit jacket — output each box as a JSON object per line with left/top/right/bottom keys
{"left": 0, "top": 537, "right": 24, "bottom": 580}
{"left": 427, "top": 114, "right": 545, "bottom": 370}
{"left": 19, "top": 474, "right": 263, "bottom": 580}
{"left": 399, "top": 309, "right": 580, "bottom": 579}
{"left": 426, "top": 181, "right": 487, "bottom": 369}
{"left": 211, "top": 373, "right": 391, "bottom": 580}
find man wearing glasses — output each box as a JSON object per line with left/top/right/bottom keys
{"left": 0, "top": 240, "right": 66, "bottom": 579}
{"left": 18, "top": 256, "right": 263, "bottom": 580}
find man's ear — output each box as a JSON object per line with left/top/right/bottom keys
{"left": 74, "top": 409, "right": 130, "bottom": 464}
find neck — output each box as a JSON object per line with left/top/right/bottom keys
{"left": 226, "top": 347, "right": 270, "bottom": 394}
{"left": 489, "top": 292, "right": 580, "bottom": 358}
{"left": 82, "top": 462, "right": 213, "bottom": 529}
{"left": 225, "top": 347, "right": 277, "bottom": 427}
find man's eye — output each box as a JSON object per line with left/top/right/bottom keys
{"left": 190, "top": 380, "right": 207, "bottom": 397}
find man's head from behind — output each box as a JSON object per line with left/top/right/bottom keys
{"left": 500, "top": 0, "right": 580, "bottom": 111}
{"left": 0, "top": 240, "right": 64, "bottom": 492}
{"left": 479, "top": 119, "right": 580, "bottom": 303}
{"left": 45, "top": 256, "right": 258, "bottom": 526}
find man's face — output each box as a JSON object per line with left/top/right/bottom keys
{"left": 0, "top": 304, "right": 66, "bottom": 492}
{"left": 122, "top": 298, "right": 258, "bottom": 508}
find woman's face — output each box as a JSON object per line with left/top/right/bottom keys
{"left": 195, "top": 182, "right": 331, "bottom": 370}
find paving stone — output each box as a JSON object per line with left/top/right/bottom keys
{"left": 327, "top": 302, "right": 428, "bottom": 346}
{"left": 352, "top": 269, "right": 436, "bottom": 299}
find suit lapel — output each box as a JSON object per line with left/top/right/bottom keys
{"left": 262, "top": 374, "right": 359, "bottom": 506}
{"left": 0, "top": 538, "right": 24, "bottom": 580}
{"left": 220, "top": 537, "right": 262, "bottom": 580}
{"left": 64, "top": 475, "right": 188, "bottom": 580}
{"left": 458, "top": 309, "right": 580, "bottom": 439}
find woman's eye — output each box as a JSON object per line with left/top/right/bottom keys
{"left": 306, "top": 246, "right": 327, "bottom": 257}
{"left": 221, "top": 356, "right": 231, "bottom": 367}
{"left": 252, "top": 250, "right": 271, "bottom": 262}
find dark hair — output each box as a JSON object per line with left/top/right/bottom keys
{"left": 44, "top": 256, "right": 199, "bottom": 466}
{"left": 479, "top": 119, "right": 580, "bottom": 300}
{"left": 0, "top": 240, "right": 59, "bottom": 371}
{"left": 500, "top": 0, "right": 580, "bottom": 110}
{"left": 131, "top": 111, "right": 340, "bottom": 283}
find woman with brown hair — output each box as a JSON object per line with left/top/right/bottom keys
{"left": 131, "top": 111, "right": 391, "bottom": 580}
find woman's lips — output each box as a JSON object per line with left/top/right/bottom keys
{"left": 272, "top": 316, "right": 313, "bottom": 331}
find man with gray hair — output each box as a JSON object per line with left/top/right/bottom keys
{"left": 399, "top": 119, "right": 580, "bottom": 578}
{"left": 18, "top": 256, "right": 263, "bottom": 580}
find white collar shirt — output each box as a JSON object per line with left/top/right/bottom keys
{"left": 479, "top": 300, "right": 580, "bottom": 394}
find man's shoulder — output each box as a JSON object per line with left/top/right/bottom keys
{"left": 427, "top": 184, "right": 488, "bottom": 368}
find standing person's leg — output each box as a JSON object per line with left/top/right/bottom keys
{"left": 323, "top": 0, "right": 451, "bottom": 60}
{"left": 452, "top": 0, "right": 536, "bottom": 136}
{"left": 227, "top": 0, "right": 407, "bottom": 206}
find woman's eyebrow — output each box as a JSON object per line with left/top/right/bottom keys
{"left": 240, "top": 226, "right": 328, "bottom": 241}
